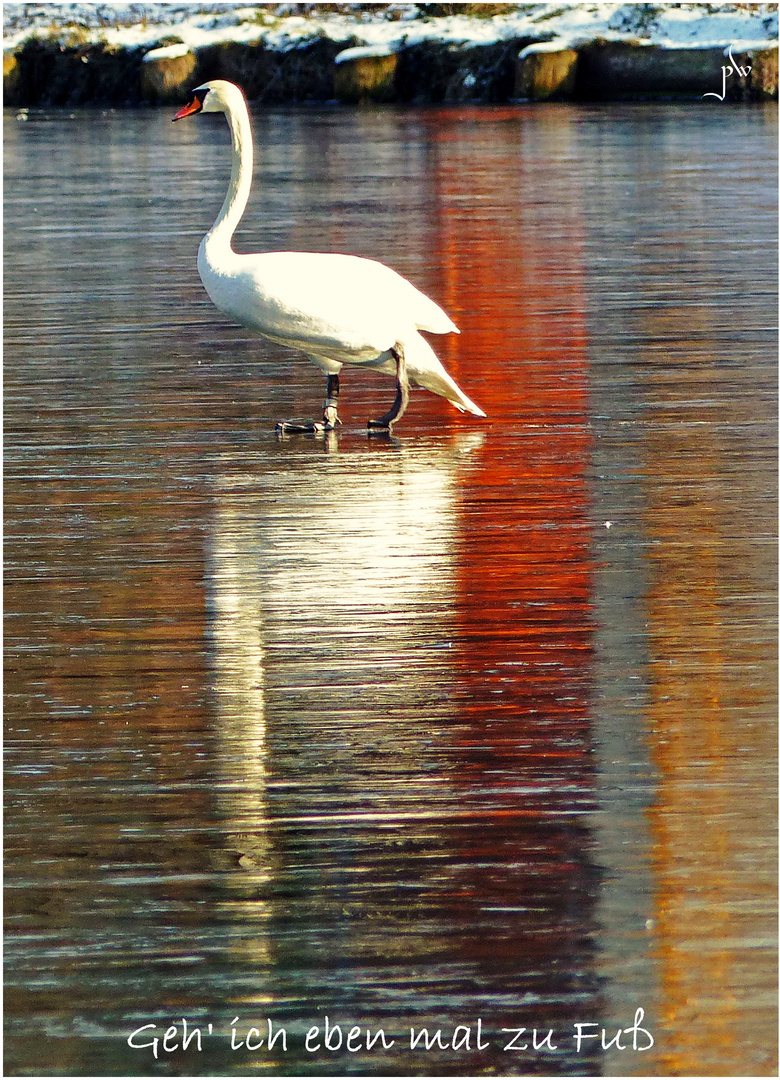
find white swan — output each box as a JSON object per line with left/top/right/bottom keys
{"left": 172, "top": 80, "right": 485, "bottom": 432}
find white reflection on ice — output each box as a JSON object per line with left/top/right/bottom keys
{"left": 204, "top": 434, "right": 483, "bottom": 874}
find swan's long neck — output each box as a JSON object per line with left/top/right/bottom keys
{"left": 204, "top": 93, "right": 254, "bottom": 255}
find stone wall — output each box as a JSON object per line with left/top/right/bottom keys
{"left": 516, "top": 41, "right": 779, "bottom": 103}
{"left": 3, "top": 35, "right": 778, "bottom": 108}
{"left": 393, "top": 38, "right": 530, "bottom": 103}
{"left": 334, "top": 51, "right": 398, "bottom": 105}
{"left": 194, "top": 38, "right": 347, "bottom": 104}
{"left": 4, "top": 38, "right": 147, "bottom": 107}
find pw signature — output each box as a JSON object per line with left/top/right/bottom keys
{"left": 703, "top": 44, "right": 751, "bottom": 101}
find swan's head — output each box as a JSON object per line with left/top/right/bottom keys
{"left": 172, "top": 80, "right": 245, "bottom": 121}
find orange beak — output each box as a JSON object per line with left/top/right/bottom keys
{"left": 172, "top": 95, "right": 202, "bottom": 121}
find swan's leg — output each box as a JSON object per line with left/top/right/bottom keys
{"left": 367, "top": 344, "right": 409, "bottom": 432}
{"left": 276, "top": 372, "right": 341, "bottom": 436}
{"left": 322, "top": 373, "right": 341, "bottom": 430}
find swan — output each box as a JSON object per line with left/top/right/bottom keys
{"left": 172, "top": 80, "right": 485, "bottom": 432}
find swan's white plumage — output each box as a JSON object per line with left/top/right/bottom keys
{"left": 177, "top": 80, "right": 485, "bottom": 420}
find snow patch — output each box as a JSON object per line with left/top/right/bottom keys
{"left": 335, "top": 44, "right": 398, "bottom": 66}
{"left": 142, "top": 42, "right": 193, "bottom": 64}
{"left": 3, "top": 3, "right": 777, "bottom": 56}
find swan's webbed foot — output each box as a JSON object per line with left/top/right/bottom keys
{"left": 367, "top": 344, "right": 409, "bottom": 434}
{"left": 276, "top": 419, "right": 320, "bottom": 435}
{"left": 276, "top": 374, "right": 341, "bottom": 435}
{"left": 366, "top": 392, "right": 402, "bottom": 433}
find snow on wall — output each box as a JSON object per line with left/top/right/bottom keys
{"left": 4, "top": 3, "right": 778, "bottom": 57}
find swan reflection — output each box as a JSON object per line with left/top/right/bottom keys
{"left": 204, "top": 436, "right": 482, "bottom": 880}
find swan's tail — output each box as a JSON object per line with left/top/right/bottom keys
{"left": 404, "top": 333, "right": 486, "bottom": 418}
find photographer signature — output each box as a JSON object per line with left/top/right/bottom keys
{"left": 703, "top": 44, "right": 751, "bottom": 101}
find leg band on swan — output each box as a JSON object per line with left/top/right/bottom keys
{"left": 323, "top": 373, "right": 341, "bottom": 430}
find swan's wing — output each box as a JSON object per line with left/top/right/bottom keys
{"left": 341, "top": 254, "right": 460, "bottom": 336}
{"left": 212, "top": 251, "right": 458, "bottom": 360}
